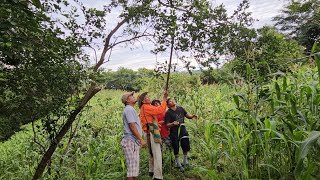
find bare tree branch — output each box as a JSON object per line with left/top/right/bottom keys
{"left": 103, "top": 47, "right": 113, "bottom": 65}
{"left": 87, "top": 46, "right": 98, "bottom": 64}
{"left": 105, "top": 26, "right": 153, "bottom": 52}
{"left": 106, "top": 34, "right": 153, "bottom": 53}
{"left": 93, "top": 18, "right": 129, "bottom": 72}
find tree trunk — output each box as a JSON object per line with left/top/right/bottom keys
{"left": 33, "top": 17, "right": 128, "bottom": 179}
{"left": 32, "top": 83, "right": 100, "bottom": 180}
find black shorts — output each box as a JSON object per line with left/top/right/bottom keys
{"left": 170, "top": 125, "right": 190, "bottom": 155}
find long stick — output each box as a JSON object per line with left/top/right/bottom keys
{"left": 165, "top": 36, "right": 174, "bottom": 91}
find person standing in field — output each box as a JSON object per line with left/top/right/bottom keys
{"left": 165, "top": 98, "right": 197, "bottom": 171}
{"left": 120, "top": 92, "right": 146, "bottom": 180}
{"left": 138, "top": 91, "right": 168, "bottom": 180}
{"left": 151, "top": 99, "right": 171, "bottom": 148}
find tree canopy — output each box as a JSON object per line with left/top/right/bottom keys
{"left": 0, "top": 0, "right": 86, "bottom": 140}
{"left": 274, "top": 0, "right": 320, "bottom": 52}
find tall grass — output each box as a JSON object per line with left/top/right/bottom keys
{"left": 1, "top": 66, "right": 320, "bottom": 179}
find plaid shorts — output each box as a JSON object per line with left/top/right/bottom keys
{"left": 121, "top": 138, "right": 140, "bottom": 177}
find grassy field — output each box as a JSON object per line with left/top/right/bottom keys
{"left": 1, "top": 65, "right": 320, "bottom": 179}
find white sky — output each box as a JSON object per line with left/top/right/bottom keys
{"left": 80, "top": 0, "right": 288, "bottom": 71}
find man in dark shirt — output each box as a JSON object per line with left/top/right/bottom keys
{"left": 164, "top": 98, "right": 197, "bottom": 170}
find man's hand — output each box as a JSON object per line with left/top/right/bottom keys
{"left": 167, "top": 121, "right": 179, "bottom": 128}
{"left": 192, "top": 114, "right": 198, "bottom": 119}
{"left": 139, "top": 139, "right": 147, "bottom": 148}
{"left": 173, "top": 121, "right": 179, "bottom": 126}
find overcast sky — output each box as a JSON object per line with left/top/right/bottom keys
{"left": 82, "top": 0, "right": 288, "bottom": 71}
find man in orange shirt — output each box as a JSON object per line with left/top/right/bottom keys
{"left": 138, "top": 91, "right": 168, "bottom": 180}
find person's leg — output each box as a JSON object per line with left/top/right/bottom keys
{"left": 170, "top": 136, "right": 183, "bottom": 169}
{"left": 164, "top": 137, "right": 171, "bottom": 149}
{"left": 150, "top": 133, "right": 163, "bottom": 179}
{"left": 145, "top": 132, "right": 154, "bottom": 175}
{"left": 181, "top": 137, "right": 190, "bottom": 165}
{"left": 175, "top": 155, "right": 182, "bottom": 168}
{"left": 183, "top": 151, "right": 188, "bottom": 165}
{"left": 134, "top": 142, "right": 140, "bottom": 177}
{"left": 148, "top": 153, "right": 154, "bottom": 177}
{"left": 121, "top": 139, "right": 139, "bottom": 179}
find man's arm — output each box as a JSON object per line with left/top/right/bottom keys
{"left": 144, "top": 90, "right": 168, "bottom": 115}
{"left": 182, "top": 107, "right": 197, "bottom": 119}
{"left": 144, "top": 101, "right": 167, "bottom": 115}
{"left": 129, "top": 123, "right": 146, "bottom": 147}
{"left": 166, "top": 121, "right": 179, "bottom": 128}
{"left": 165, "top": 112, "right": 179, "bottom": 128}
{"left": 186, "top": 113, "right": 197, "bottom": 119}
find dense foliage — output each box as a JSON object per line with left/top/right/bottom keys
{"left": 0, "top": 0, "right": 85, "bottom": 141}
{"left": 232, "top": 26, "right": 304, "bottom": 81}
{"left": 200, "top": 26, "right": 304, "bottom": 84}
{"left": 100, "top": 68, "right": 154, "bottom": 92}
{"left": 274, "top": 0, "right": 320, "bottom": 52}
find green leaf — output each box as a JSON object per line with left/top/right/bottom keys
{"left": 259, "top": 163, "right": 281, "bottom": 176}
{"left": 264, "top": 118, "right": 271, "bottom": 129}
{"left": 269, "top": 99, "right": 275, "bottom": 113}
{"left": 240, "top": 132, "right": 251, "bottom": 145}
{"left": 282, "top": 76, "right": 287, "bottom": 91}
{"left": 299, "top": 131, "right": 320, "bottom": 160}
{"left": 311, "top": 40, "right": 319, "bottom": 55}
{"left": 297, "top": 110, "right": 307, "bottom": 126}
{"left": 271, "top": 130, "right": 287, "bottom": 143}
{"left": 290, "top": 96, "right": 297, "bottom": 114}
{"left": 5, "top": 42, "right": 12, "bottom": 47}
{"left": 293, "top": 130, "right": 304, "bottom": 141}
{"left": 275, "top": 82, "right": 281, "bottom": 100}
{"left": 31, "top": 0, "right": 42, "bottom": 9}
{"left": 233, "top": 94, "right": 240, "bottom": 108}
{"left": 295, "top": 131, "right": 320, "bottom": 176}
{"left": 246, "top": 63, "right": 251, "bottom": 79}
{"left": 311, "top": 40, "right": 320, "bottom": 84}
{"left": 315, "top": 52, "right": 320, "bottom": 64}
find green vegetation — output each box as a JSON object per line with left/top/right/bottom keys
{"left": 101, "top": 68, "right": 154, "bottom": 92}
{"left": 274, "top": 0, "right": 320, "bottom": 52}
{"left": 0, "top": 0, "right": 85, "bottom": 141}
{"left": 1, "top": 63, "right": 320, "bottom": 179}
{"left": 1, "top": 0, "right": 320, "bottom": 179}
{"left": 201, "top": 26, "right": 304, "bottom": 84}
